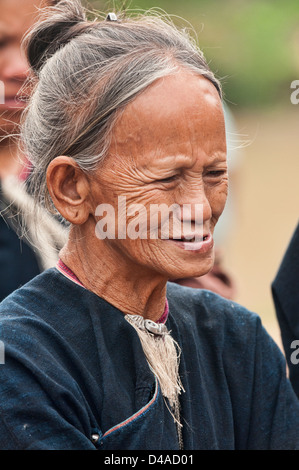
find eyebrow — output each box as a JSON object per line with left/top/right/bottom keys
{"left": 206, "top": 154, "right": 227, "bottom": 165}
{"left": 150, "top": 155, "right": 194, "bottom": 168}
{"left": 149, "top": 152, "right": 227, "bottom": 168}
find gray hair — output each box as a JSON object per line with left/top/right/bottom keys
{"left": 21, "top": 0, "right": 222, "bottom": 213}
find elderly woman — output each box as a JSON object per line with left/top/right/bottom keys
{"left": 0, "top": 0, "right": 298, "bottom": 450}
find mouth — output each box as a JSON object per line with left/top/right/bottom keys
{"left": 164, "top": 233, "right": 214, "bottom": 252}
{"left": 172, "top": 234, "right": 209, "bottom": 243}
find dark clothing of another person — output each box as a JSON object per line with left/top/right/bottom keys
{"left": 0, "top": 268, "right": 298, "bottom": 450}
{"left": 0, "top": 186, "right": 40, "bottom": 302}
{"left": 272, "top": 221, "right": 299, "bottom": 398}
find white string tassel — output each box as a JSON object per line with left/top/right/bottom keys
{"left": 125, "top": 314, "right": 185, "bottom": 446}
{"left": 1, "top": 176, "right": 69, "bottom": 270}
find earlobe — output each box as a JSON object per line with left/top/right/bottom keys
{"left": 46, "top": 156, "right": 90, "bottom": 225}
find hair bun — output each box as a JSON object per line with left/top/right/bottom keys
{"left": 23, "top": 0, "right": 88, "bottom": 74}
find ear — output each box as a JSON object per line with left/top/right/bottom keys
{"left": 46, "top": 156, "right": 91, "bottom": 225}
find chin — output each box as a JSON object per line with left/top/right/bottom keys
{"left": 166, "top": 256, "right": 215, "bottom": 282}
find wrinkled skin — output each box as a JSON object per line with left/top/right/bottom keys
{"left": 50, "top": 71, "right": 228, "bottom": 320}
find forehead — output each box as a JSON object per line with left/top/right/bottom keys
{"left": 0, "top": 0, "right": 45, "bottom": 35}
{"left": 109, "top": 71, "right": 226, "bottom": 165}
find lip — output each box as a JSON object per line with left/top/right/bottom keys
{"left": 163, "top": 233, "right": 214, "bottom": 253}
{"left": 0, "top": 96, "right": 27, "bottom": 111}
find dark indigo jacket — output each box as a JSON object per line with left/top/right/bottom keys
{"left": 0, "top": 190, "right": 40, "bottom": 302}
{"left": 0, "top": 268, "right": 298, "bottom": 450}
{"left": 272, "top": 221, "right": 299, "bottom": 398}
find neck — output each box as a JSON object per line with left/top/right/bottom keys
{"left": 0, "top": 138, "right": 25, "bottom": 180}
{"left": 60, "top": 225, "right": 168, "bottom": 322}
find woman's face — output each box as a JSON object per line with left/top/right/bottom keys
{"left": 0, "top": 0, "right": 45, "bottom": 133}
{"left": 89, "top": 71, "right": 228, "bottom": 280}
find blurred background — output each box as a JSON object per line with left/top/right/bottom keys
{"left": 92, "top": 0, "right": 299, "bottom": 347}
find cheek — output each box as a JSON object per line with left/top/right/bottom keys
{"left": 208, "top": 182, "right": 228, "bottom": 219}
{"left": 109, "top": 237, "right": 164, "bottom": 273}
{"left": 92, "top": 182, "right": 164, "bottom": 241}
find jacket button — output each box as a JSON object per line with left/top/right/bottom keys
{"left": 91, "top": 433, "right": 100, "bottom": 444}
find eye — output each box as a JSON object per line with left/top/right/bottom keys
{"left": 156, "top": 174, "right": 179, "bottom": 184}
{"left": 205, "top": 169, "right": 227, "bottom": 178}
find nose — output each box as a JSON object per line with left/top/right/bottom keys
{"left": 1, "top": 47, "right": 28, "bottom": 83}
{"left": 179, "top": 186, "right": 212, "bottom": 227}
